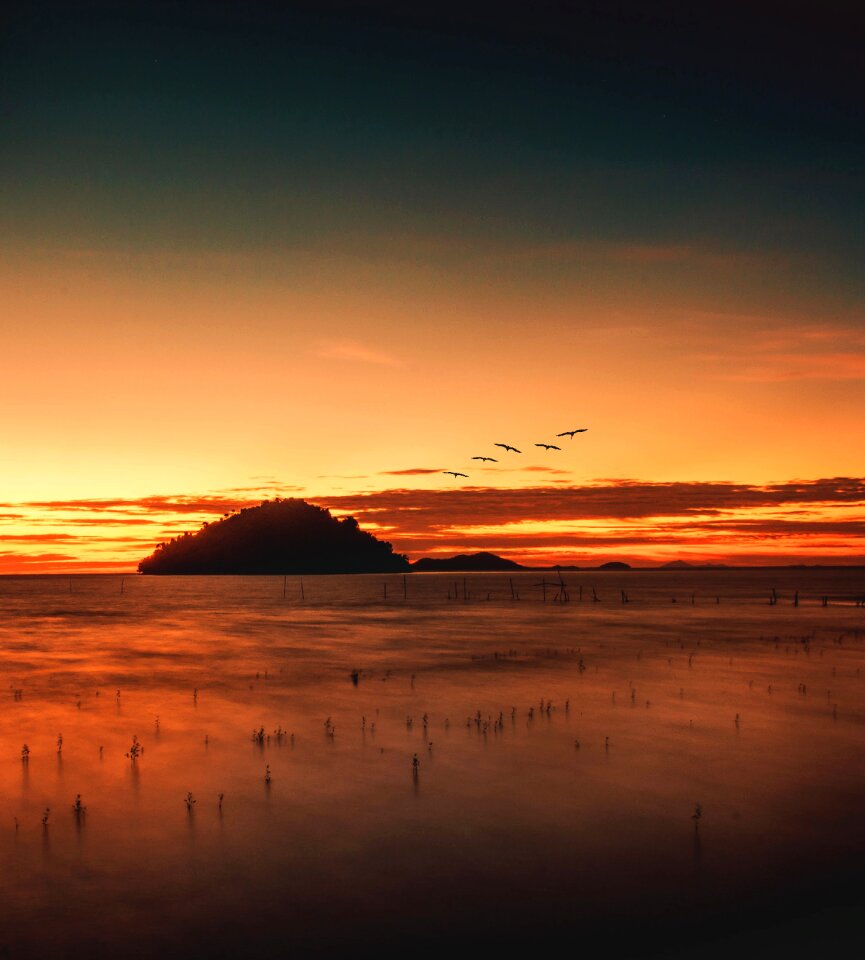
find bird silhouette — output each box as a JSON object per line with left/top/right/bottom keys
{"left": 494, "top": 443, "right": 521, "bottom": 453}
{"left": 471, "top": 456, "right": 498, "bottom": 462}
{"left": 534, "top": 443, "right": 561, "bottom": 451}
{"left": 556, "top": 428, "right": 588, "bottom": 438}
{"left": 443, "top": 471, "right": 468, "bottom": 478}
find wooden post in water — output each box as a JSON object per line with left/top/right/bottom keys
{"left": 383, "top": 582, "right": 388, "bottom": 601}
{"left": 463, "top": 578, "right": 467, "bottom": 602}
{"left": 509, "top": 578, "right": 515, "bottom": 601}
{"left": 300, "top": 577, "right": 305, "bottom": 601}
{"left": 282, "top": 575, "right": 287, "bottom": 599}
{"left": 120, "top": 577, "right": 125, "bottom": 594}
{"left": 403, "top": 575, "right": 407, "bottom": 601}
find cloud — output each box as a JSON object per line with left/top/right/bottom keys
{"left": 316, "top": 478, "right": 865, "bottom": 527}
{"left": 483, "top": 238, "right": 796, "bottom": 273}
{"left": 688, "top": 323, "right": 865, "bottom": 383}
{"left": 314, "top": 478, "right": 865, "bottom": 563}
{"left": 0, "top": 533, "right": 153, "bottom": 544}
{"left": 723, "top": 353, "right": 865, "bottom": 382}
{"left": 0, "top": 551, "right": 71, "bottom": 561}
{"left": 2, "top": 478, "right": 863, "bottom": 571}
{"left": 379, "top": 468, "right": 445, "bottom": 476}
{"left": 2, "top": 493, "right": 286, "bottom": 516}
{"left": 0, "top": 552, "right": 132, "bottom": 572}
{"left": 314, "top": 339, "right": 402, "bottom": 367}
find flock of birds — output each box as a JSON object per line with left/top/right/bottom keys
{"left": 443, "top": 428, "right": 588, "bottom": 479}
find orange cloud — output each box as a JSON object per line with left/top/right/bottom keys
{"left": 314, "top": 339, "right": 402, "bottom": 366}
{"left": 2, "top": 478, "right": 861, "bottom": 571}
{"left": 379, "top": 468, "right": 444, "bottom": 476}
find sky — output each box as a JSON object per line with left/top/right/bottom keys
{"left": 1, "top": 1, "right": 864, "bottom": 570}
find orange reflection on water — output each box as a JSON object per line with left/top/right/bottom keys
{"left": 1, "top": 572, "right": 865, "bottom": 955}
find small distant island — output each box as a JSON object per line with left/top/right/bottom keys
{"left": 412, "top": 551, "right": 525, "bottom": 573}
{"left": 660, "top": 560, "right": 730, "bottom": 569}
{"left": 411, "top": 554, "right": 634, "bottom": 572}
{"left": 138, "top": 499, "right": 409, "bottom": 574}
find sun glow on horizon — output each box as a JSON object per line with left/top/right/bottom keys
{"left": 2, "top": 3, "right": 863, "bottom": 573}
{"left": 1, "top": 481, "right": 862, "bottom": 573}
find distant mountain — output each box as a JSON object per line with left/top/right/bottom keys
{"left": 660, "top": 560, "right": 730, "bottom": 569}
{"left": 412, "top": 551, "right": 525, "bottom": 572}
{"left": 598, "top": 561, "right": 632, "bottom": 570}
{"left": 138, "top": 499, "right": 409, "bottom": 575}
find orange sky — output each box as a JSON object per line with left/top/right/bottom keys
{"left": 2, "top": 4, "right": 863, "bottom": 571}
{"left": 2, "top": 244, "right": 863, "bottom": 571}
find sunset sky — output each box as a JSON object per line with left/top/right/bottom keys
{"left": 2, "top": 1, "right": 863, "bottom": 570}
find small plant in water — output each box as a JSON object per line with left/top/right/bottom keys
{"left": 185, "top": 792, "right": 196, "bottom": 812}
{"left": 126, "top": 735, "right": 142, "bottom": 760}
{"left": 21, "top": 744, "right": 29, "bottom": 762}
{"left": 56, "top": 734, "right": 63, "bottom": 755}
{"left": 264, "top": 764, "right": 271, "bottom": 784}
{"left": 218, "top": 793, "right": 224, "bottom": 810}
{"left": 412, "top": 753, "right": 420, "bottom": 776}
{"left": 42, "top": 808, "right": 50, "bottom": 828}
{"left": 72, "top": 794, "right": 86, "bottom": 818}
{"left": 692, "top": 804, "right": 702, "bottom": 830}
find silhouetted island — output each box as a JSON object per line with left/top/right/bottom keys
{"left": 598, "top": 561, "right": 632, "bottom": 570}
{"left": 660, "top": 560, "right": 730, "bottom": 569}
{"left": 138, "top": 499, "right": 409, "bottom": 574}
{"left": 412, "top": 551, "right": 526, "bottom": 572}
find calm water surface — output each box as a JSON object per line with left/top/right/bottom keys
{"left": 1, "top": 571, "right": 864, "bottom": 957}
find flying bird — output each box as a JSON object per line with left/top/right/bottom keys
{"left": 535, "top": 443, "right": 561, "bottom": 451}
{"left": 443, "top": 471, "right": 468, "bottom": 478}
{"left": 471, "top": 456, "right": 498, "bottom": 462}
{"left": 494, "top": 443, "right": 522, "bottom": 453}
{"left": 556, "top": 428, "right": 588, "bottom": 438}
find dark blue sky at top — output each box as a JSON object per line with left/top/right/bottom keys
{"left": 1, "top": 1, "right": 863, "bottom": 282}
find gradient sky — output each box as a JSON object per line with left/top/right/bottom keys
{"left": 2, "top": 1, "right": 863, "bottom": 570}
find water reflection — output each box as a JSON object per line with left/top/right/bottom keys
{"left": 0, "top": 572, "right": 864, "bottom": 955}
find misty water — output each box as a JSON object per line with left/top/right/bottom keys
{"left": 1, "top": 571, "right": 864, "bottom": 957}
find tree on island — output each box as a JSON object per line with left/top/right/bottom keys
{"left": 138, "top": 499, "right": 409, "bottom": 575}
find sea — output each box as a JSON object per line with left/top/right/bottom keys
{"left": 1, "top": 569, "right": 864, "bottom": 958}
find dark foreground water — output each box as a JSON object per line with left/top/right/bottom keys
{"left": 1, "top": 570, "right": 864, "bottom": 958}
